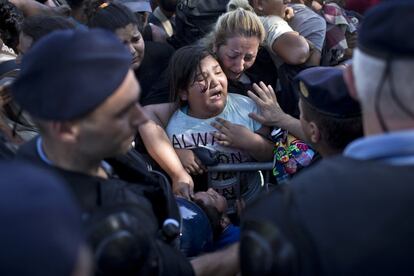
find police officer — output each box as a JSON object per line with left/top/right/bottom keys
{"left": 241, "top": 1, "right": 414, "bottom": 275}
{"left": 12, "top": 28, "right": 192, "bottom": 275}
{"left": 295, "top": 66, "right": 362, "bottom": 157}
{"left": 248, "top": 67, "right": 363, "bottom": 158}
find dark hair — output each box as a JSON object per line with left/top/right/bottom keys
{"left": 301, "top": 99, "right": 363, "bottom": 152}
{"left": 159, "top": 0, "right": 176, "bottom": 13}
{"left": 0, "top": 0, "right": 23, "bottom": 51}
{"left": 66, "top": 0, "right": 84, "bottom": 10}
{"left": 85, "top": 0, "right": 141, "bottom": 32}
{"left": 20, "top": 15, "right": 76, "bottom": 43}
{"left": 193, "top": 198, "right": 223, "bottom": 241}
{"left": 168, "top": 45, "right": 213, "bottom": 106}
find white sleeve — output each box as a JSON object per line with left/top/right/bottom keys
{"left": 261, "top": 16, "right": 294, "bottom": 51}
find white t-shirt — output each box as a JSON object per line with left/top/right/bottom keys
{"left": 166, "top": 93, "right": 261, "bottom": 158}
{"left": 260, "top": 15, "right": 294, "bottom": 67}
{"left": 166, "top": 93, "right": 263, "bottom": 208}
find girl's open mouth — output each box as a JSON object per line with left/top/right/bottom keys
{"left": 210, "top": 91, "right": 222, "bottom": 99}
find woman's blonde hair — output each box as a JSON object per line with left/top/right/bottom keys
{"left": 202, "top": 0, "right": 264, "bottom": 50}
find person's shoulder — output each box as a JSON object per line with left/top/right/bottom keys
{"left": 165, "top": 108, "right": 192, "bottom": 131}
{"left": 290, "top": 4, "right": 325, "bottom": 26}
{"left": 290, "top": 3, "right": 307, "bottom": 12}
{"left": 168, "top": 107, "right": 186, "bottom": 120}
{"left": 15, "top": 137, "right": 40, "bottom": 162}
{"left": 261, "top": 15, "right": 294, "bottom": 46}
{"left": 261, "top": 15, "right": 291, "bottom": 30}
{"left": 227, "top": 93, "right": 258, "bottom": 113}
{"left": 228, "top": 93, "right": 255, "bottom": 104}
{"left": 243, "top": 156, "right": 357, "bottom": 221}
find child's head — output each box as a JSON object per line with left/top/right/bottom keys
{"left": 169, "top": 45, "right": 229, "bottom": 119}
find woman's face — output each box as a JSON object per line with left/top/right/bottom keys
{"left": 216, "top": 36, "right": 260, "bottom": 81}
{"left": 115, "top": 23, "right": 145, "bottom": 69}
{"left": 181, "top": 55, "right": 228, "bottom": 119}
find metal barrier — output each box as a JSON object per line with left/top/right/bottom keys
{"left": 206, "top": 162, "right": 274, "bottom": 213}
{"left": 207, "top": 162, "right": 274, "bottom": 187}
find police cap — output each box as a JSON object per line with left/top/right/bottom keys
{"left": 295, "top": 67, "right": 361, "bottom": 118}
{"left": 12, "top": 28, "right": 132, "bottom": 121}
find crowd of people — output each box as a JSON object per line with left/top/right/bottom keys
{"left": 1, "top": 0, "right": 414, "bottom": 275}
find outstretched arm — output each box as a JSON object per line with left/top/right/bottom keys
{"left": 247, "top": 82, "right": 306, "bottom": 141}
{"left": 9, "top": 0, "right": 70, "bottom": 17}
{"left": 139, "top": 103, "right": 194, "bottom": 199}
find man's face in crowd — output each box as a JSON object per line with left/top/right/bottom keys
{"left": 192, "top": 188, "right": 228, "bottom": 214}
{"left": 75, "top": 70, "right": 148, "bottom": 159}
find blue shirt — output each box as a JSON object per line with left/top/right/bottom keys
{"left": 212, "top": 224, "right": 240, "bottom": 251}
{"left": 344, "top": 130, "right": 414, "bottom": 165}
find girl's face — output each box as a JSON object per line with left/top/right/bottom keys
{"left": 216, "top": 36, "right": 260, "bottom": 81}
{"left": 180, "top": 55, "right": 228, "bottom": 119}
{"left": 115, "top": 23, "right": 145, "bottom": 69}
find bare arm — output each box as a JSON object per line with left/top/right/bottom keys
{"left": 272, "top": 32, "right": 310, "bottom": 65}
{"left": 139, "top": 103, "right": 194, "bottom": 199}
{"left": 9, "top": 0, "right": 70, "bottom": 17}
{"left": 247, "top": 82, "right": 306, "bottom": 141}
{"left": 191, "top": 243, "right": 239, "bottom": 276}
{"left": 305, "top": 43, "right": 322, "bottom": 66}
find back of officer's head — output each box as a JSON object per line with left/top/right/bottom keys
{"left": 295, "top": 67, "right": 362, "bottom": 156}
{"left": 352, "top": 0, "right": 414, "bottom": 130}
{"left": 0, "top": 161, "right": 91, "bottom": 276}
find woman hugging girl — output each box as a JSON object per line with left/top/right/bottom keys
{"left": 166, "top": 45, "right": 274, "bottom": 210}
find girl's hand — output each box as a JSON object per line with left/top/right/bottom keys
{"left": 175, "top": 148, "right": 207, "bottom": 175}
{"left": 211, "top": 118, "right": 253, "bottom": 150}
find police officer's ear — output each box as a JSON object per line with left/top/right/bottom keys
{"left": 307, "top": 121, "right": 321, "bottom": 144}
{"left": 300, "top": 116, "right": 320, "bottom": 145}
{"left": 343, "top": 65, "right": 359, "bottom": 102}
{"left": 48, "top": 121, "right": 81, "bottom": 143}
